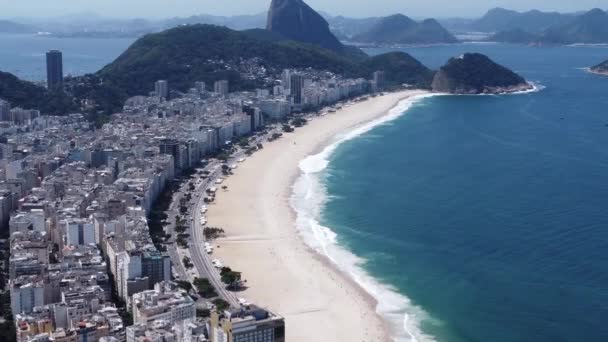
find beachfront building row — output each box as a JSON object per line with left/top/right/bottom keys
{"left": 0, "top": 64, "right": 388, "bottom": 340}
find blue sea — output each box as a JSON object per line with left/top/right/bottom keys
{"left": 0, "top": 33, "right": 134, "bottom": 81}
{"left": 293, "top": 43, "right": 608, "bottom": 342}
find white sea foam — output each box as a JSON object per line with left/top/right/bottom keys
{"left": 507, "top": 81, "right": 545, "bottom": 95}
{"left": 290, "top": 84, "right": 543, "bottom": 341}
{"left": 447, "top": 81, "right": 545, "bottom": 97}
{"left": 290, "top": 93, "right": 439, "bottom": 342}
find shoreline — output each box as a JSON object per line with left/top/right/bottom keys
{"left": 206, "top": 90, "right": 430, "bottom": 342}
{"left": 588, "top": 68, "right": 608, "bottom": 76}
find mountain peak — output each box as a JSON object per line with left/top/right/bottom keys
{"left": 582, "top": 8, "right": 607, "bottom": 17}
{"left": 353, "top": 13, "right": 457, "bottom": 45}
{"left": 266, "top": 0, "right": 344, "bottom": 53}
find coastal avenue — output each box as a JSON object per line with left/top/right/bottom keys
{"left": 188, "top": 163, "right": 239, "bottom": 307}
{"left": 183, "top": 133, "right": 272, "bottom": 308}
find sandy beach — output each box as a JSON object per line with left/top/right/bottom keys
{"left": 206, "top": 90, "right": 429, "bottom": 342}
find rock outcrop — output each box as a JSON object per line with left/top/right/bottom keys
{"left": 590, "top": 59, "right": 608, "bottom": 75}
{"left": 266, "top": 0, "right": 345, "bottom": 53}
{"left": 431, "top": 53, "right": 532, "bottom": 94}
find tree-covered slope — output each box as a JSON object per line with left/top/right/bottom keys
{"left": 473, "top": 8, "right": 574, "bottom": 33}
{"left": 431, "top": 53, "right": 530, "bottom": 94}
{"left": 98, "top": 24, "right": 433, "bottom": 97}
{"left": 3, "top": 23, "right": 436, "bottom": 117}
{"left": 0, "top": 71, "right": 75, "bottom": 114}
{"left": 483, "top": 8, "right": 608, "bottom": 45}
{"left": 360, "top": 52, "right": 435, "bottom": 87}
{"left": 98, "top": 24, "right": 359, "bottom": 96}
{"left": 541, "top": 9, "right": 608, "bottom": 44}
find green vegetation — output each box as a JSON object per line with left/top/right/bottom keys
{"left": 472, "top": 7, "right": 571, "bottom": 34}
{"left": 541, "top": 9, "right": 608, "bottom": 44}
{"left": 268, "top": 132, "right": 283, "bottom": 142}
{"left": 197, "top": 308, "right": 211, "bottom": 318}
{"left": 237, "top": 137, "right": 250, "bottom": 148}
{"left": 193, "top": 277, "right": 218, "bottom": 298}
{"left": 2, "top": 23, "right": 436, "bottom": 118}
{"left": 431, "top": 53, "right": 527, "bottom": 94}
{"left": 95, "top": 24, "right": 433, "bottom": 105}
{"left": 360, "top": 52, "right": 435, "bottom": 89}
{"left": 212, "top": 298, "right": 230, "bottom": 312}
{"left": 483, "top": 9, "right": 608, "bottom": 45}
{"left": 221, "top": 164, "right": 233, "bottom": 176}
{"left": 0, "top": 71, "right": 76, "bottom": 115}
{"left": 147, "top": 181, "right": 175, "bottom": 252}
{"left": 176, "top": 235, "right": 189, "bottom": 249}
{"left": 291, "top": 117, "right": 307, "bottom": 127}
{"left": 182, "top": 256, "right": 194, "bottom": 269}
{"left": 0, "top": 291, "right": 16, "bottom": 342}
{"left": 175, "top": 280, "right": 193, "bottom": 292}
{"left": 204, "top": 227, "right": 225, "bottom": 240}
{"left": 98, "top": 24, "right": 357, "bottom": 98}
{"left": 220, "top": 267, "right": 242, "bottom": 290}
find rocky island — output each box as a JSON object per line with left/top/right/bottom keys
{"left": 590, "top": 60, "right": 608, "bottom": 76}
{"left": 432, "top": 53, "right": 532, "bottom": 94}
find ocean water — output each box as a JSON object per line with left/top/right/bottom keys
{"left": 293, "top": 43, "right": 608, "bottom": 342}
{"left": 0, "top": 33, "right": 134, "bottom": 81}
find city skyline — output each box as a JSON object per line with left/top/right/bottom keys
{"left": 0, "top": 0, "right": 606, "bottom": 19}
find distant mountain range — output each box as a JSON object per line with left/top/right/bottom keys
{"left": 4, "top": 5, "right": 608, "bottom": 45}
{"left": 472, "top": 8, "right": 576, "bottom": 33}
{"left": 351, "top": 14, "right": 458, "bottom": 45}
{"left": 0, "top": 20, "right": 36, "bottom": 33}
{"left": 323, "top": 16, "right": 381, "bottom": 40}
{"left": 488, "top": 8, "right": 608, "bottom": 44}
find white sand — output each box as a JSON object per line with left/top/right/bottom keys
{"left": 206, "top": 90, "right": 429, "bottom": 342}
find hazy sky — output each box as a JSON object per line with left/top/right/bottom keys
{"left": 1, "top": 0, "right": 605, "bottom": 19}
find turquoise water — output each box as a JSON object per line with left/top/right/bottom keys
{"left": 0, "top": 33, "right": 134, "bottom": 81}
{"left": 320, "top": 44, "right": 608, "bottom": 342}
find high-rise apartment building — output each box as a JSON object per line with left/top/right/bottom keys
{"left": 290, "top": 74, "right": 304, "bottom": 105}
{"left": 155, "top": 80, "right": 169, "bottom": 99}
{"left": 46, "top": 50, "right": 63, "bottom": 91}
{"left": 372, "top": 70, "right": 386, "bottom": 91}
{"left": 0, "top": 100, "right": 10, "bottom": 121}
{"left": 214, "top": 80, "right": 229, "bottom": 96}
